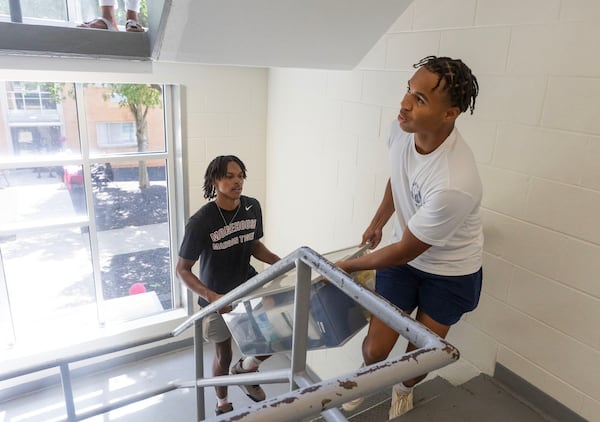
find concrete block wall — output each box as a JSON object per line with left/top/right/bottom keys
{"left": 173, "top": 66, "right": 268, "bottom": 216}
{"left": 265, "top": 0, "right": 600, "bottom": 419}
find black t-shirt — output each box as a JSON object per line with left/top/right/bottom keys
{"left": 178, "top": 195, "right": 263, "bottom": 306}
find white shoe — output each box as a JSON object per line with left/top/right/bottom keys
{"left": 342, "top": 396, "right": 365, "bottom": 412}
{"left": 229, "top": 358, "right": 266, "bottom": 402}
{"left": 388, "top": 384, "right": 413, "bottom": 419}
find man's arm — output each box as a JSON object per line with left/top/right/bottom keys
{"left": 336, "top": 179, "right": 430, "bottom": 275}
{"left": 252, "top": 240, "right": 281, "bottom": 265}
{"left": 361, "top": 179, "right": 395, "bottom": 249}
{"left": 339, "top": 227, "right": 431, "bottom": 274}
{"left": 175, "top": 257, "right": 231, "bottom": 312}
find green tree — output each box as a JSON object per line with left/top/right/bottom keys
{"left": 44, "top": 82, "right": 71, "bottom": 102}
{"left": 8, "top": 81, "right": 67, "bottom": 110}
{"left": 105, "top": 84, "right": 162, "bottom": 189}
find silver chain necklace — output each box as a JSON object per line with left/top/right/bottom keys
{"left": 215, "top": 201, "right": 241, "bottom": 226}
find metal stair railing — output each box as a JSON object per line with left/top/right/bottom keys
{"left": 0, "top": 245, "right": 460, "bottom": 422}
{"left": 173, "top": 245, "right": 460, "bottom": 422}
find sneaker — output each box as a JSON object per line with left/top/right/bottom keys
{"left": 388, "top": 384, "right": 413, "bottom": 419}
{"left": 230, "top": 358, "right": 266, "bottom": 402}
{"left": 342, "top": 396, "right": 365, "bottom": 412}
{"left": 215, "top": 402, "right": 233, "bottom": 415}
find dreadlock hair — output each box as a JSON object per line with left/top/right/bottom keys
{"left": 413, "top": 56, "right": 479, "bottom": 115}
{"left": 203, "top": 155, "right": 247, "bottom": 200}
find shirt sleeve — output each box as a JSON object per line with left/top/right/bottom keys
{"left": 407, "top": 189, "right": 477, "bottom": 247}
{"left": 178, "top": 216, "right": 208, "bottom": 260}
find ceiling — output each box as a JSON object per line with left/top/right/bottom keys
{"left": 154, "top": 0, "right": 412, "bottom": 69}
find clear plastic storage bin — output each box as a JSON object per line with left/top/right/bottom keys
{"left": 222, "top": 246, "right": 374, "bottom": 355}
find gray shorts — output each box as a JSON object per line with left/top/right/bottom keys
{"left": 202, "top": 312, "right": 231, "bottom": 343}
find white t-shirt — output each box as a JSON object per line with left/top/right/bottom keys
{"left": 387, "top": 121, "right": 483, "bottom": 276}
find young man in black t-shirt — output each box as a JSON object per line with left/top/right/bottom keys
{"left": 177, "top": 155, "right": 280, "bottom": 415}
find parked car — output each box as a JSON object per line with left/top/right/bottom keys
{"left": 63, "top": 165, "right": 83, "bottom": 192}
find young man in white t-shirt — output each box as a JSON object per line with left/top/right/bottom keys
{"left": 337, "top": 56, "right": 482, "bottom": 419}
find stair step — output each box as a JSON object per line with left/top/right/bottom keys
{"left": 313, "top": 373, "right": 556, "bottom": 421}
{"left": 347, "top": 376, "right": 453, "bottom": 422}
{"left": 398, "top": 374, "right": 553, "bottom": 422}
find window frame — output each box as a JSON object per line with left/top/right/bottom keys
{"left": 0, "top": 82, "right": 190, "bottom": 364}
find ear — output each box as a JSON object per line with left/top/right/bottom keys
{"left": 444, "top": 106, "right": 461, "bottom": 122}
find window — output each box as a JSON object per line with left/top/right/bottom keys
{"left": 96, "top": 122, "right": 136, "bottom": 147}
{"left": 1, "top": 0, "right": 149, "bottom": 28}
{"left": 0, "top": 81, "right": 183, "bottom": 353}
{"left": 6, "top": 82, "right": 58, "bottom": 111}
{"left": 0, "top": 1, "right": 153, "bottom": 61}
{"left": 16, "top": 0, "right": 67, "bottom": 21}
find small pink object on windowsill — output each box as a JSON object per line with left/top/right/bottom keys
{"left": 129, "top": 283, "right": 147, "bottom": 295}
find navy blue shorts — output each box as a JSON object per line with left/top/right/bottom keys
{"left": 375, "top": 264, "right": 482, "bottom": 326}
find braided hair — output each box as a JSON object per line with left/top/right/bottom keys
{"left": 414, "top": 56, "right": 479, "bottom": 115}
{"left": 203, "top": 155, "right": 247, "bottom": 199}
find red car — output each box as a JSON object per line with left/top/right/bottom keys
{"left": 63, "top": 165, "right": 83, "bottom": 191}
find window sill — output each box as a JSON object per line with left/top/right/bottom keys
{"left": 0, "top": 307, "right": 191, "bottom": 378}
{"left": 0, "top": 21, "right": 150, "bottom": 60}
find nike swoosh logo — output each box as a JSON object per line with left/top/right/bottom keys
{"left": 245, "top": 204, "right": 253, "bottom": 211}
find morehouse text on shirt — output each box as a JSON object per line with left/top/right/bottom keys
{"left": 210, "top": 218, "right": 257, "bottom": 250}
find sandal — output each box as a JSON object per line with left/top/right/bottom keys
{"left": 78, "top": 17, "right": 117, "bottom": 31}
{"left": 125, "top": 19, "right": 145, "bottom": 33}
{"left": 215, "top": 402, "right": 233, "bottom": 415}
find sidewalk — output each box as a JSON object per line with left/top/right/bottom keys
{"left": 97, "top": 222, "right": 169, "bottom": 260}
{"left": 0, "top": 169, "right": 171, "bottom": 353}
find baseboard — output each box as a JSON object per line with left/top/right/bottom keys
{"left": 0, "top": 337, "right": 193, "bottom": 403}
{"left": 493, "top": 363, "right": 587, "bottom": 422}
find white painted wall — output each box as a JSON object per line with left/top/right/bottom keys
{"left": 265, "top": 0, "right": 600, "bottom": 419}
